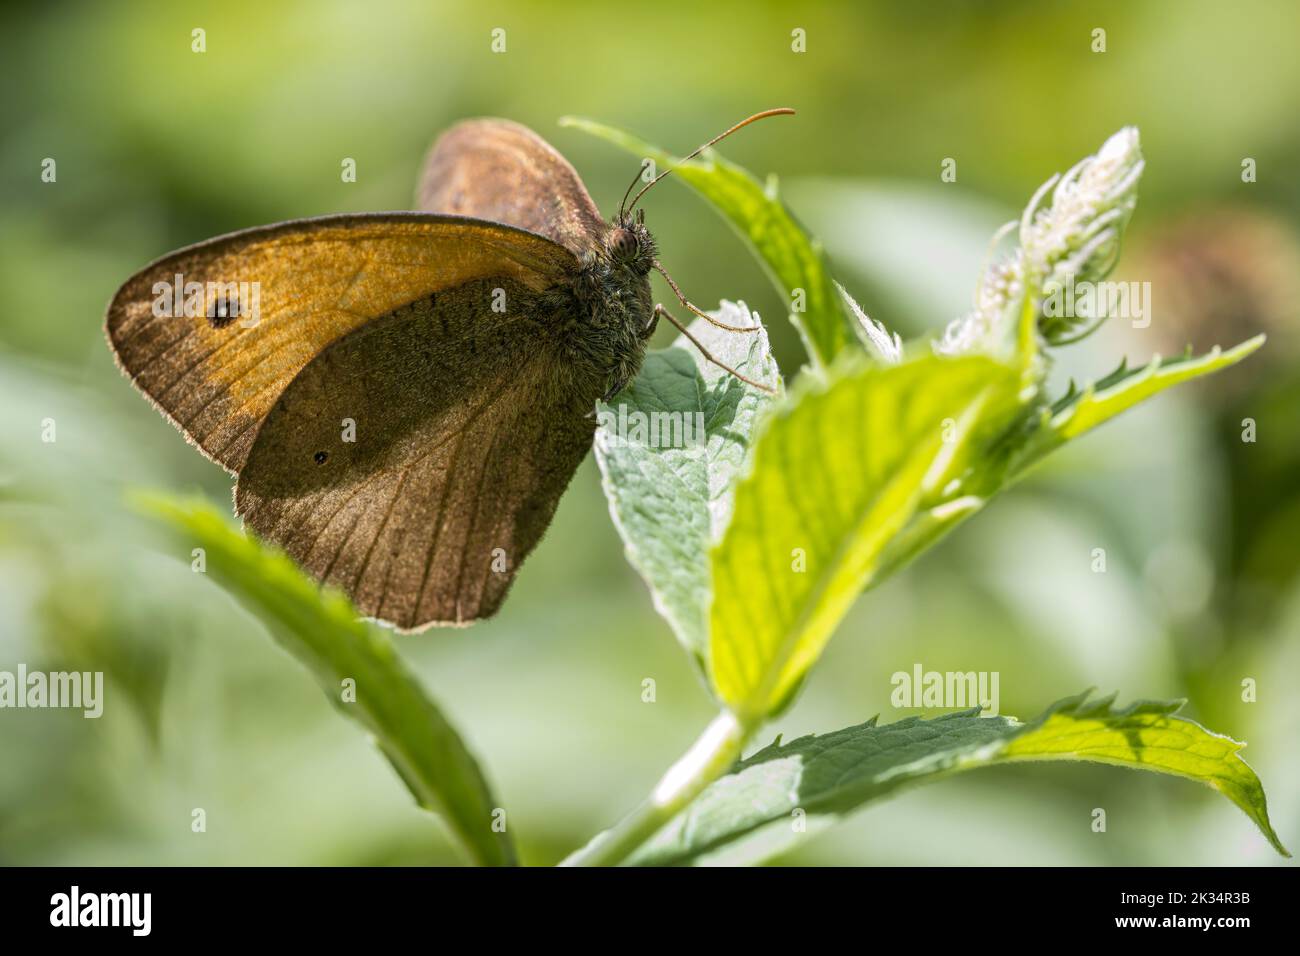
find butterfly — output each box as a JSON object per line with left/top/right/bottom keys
{"left": 105, "top": 110, "right": 790, "bottom": 631}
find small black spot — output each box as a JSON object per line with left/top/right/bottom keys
{"left": 314, "top": 451, "right": 329, "bottom": 465}
{"left": 207, "top": 294, "right": 240, "bottom": 329}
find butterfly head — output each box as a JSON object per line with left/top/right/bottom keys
{"left": 606, "top": 209, "right": 656, "bottom": 276}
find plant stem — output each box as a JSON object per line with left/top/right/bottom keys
{"left": 560, "top": 711, "right": 750, "bottom": 866}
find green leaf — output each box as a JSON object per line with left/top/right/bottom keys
{"left": 133, "top": 493, "right": 516, "bottom": 867}
{"left": 594, "top": 303, "right": 780, "bottom": 661}
{"left": 1052, "top": 334, "right": 1265, "bottom": 438}
{"left": 708, "top": 352, "right": 1021, "bottom": 721}
{"left": 877, "top": 336, "right": 1267, "bottom": 579}
{"left": 560, "top": 115, "right": 859, "bottom": 371}
{"left": 630, "top": 691, "right": 1289, "bottom": 866}
{"left": 1014, "top": 335, "right": 1265, "bottom": 476}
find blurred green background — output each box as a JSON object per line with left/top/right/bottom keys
{"left": 2, "top": 0, "right": 1297, "bottom": 865}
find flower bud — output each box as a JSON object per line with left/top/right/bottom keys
{"left": 935, "top": 128, "right": 1145, "bottom": 356}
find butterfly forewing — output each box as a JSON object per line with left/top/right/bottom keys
{"left": 418, "top": 119, "right": 610, "bottom": 259}
{"left": 105, "top": 213, "right": 577, "bottom": 472}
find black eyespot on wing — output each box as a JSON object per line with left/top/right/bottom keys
{"left": 313, "top": 451, "right": 329, "bottom": 465}
{"left": 207, "top": 294, "right": 240, "bottom": 329}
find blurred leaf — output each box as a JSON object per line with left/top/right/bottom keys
{"left": 787, "top": 178, "right": 1012, "bottom": 328}
{"left": 134, "top": 493, "right": 516, "bottom": 867}
{"left": 594, "top": 304, "right": 780, "bottom": 662}
{"left": 708, "top": 352, "right": 1020, "bottom": 721}
{"left": 631, "top": 691, "right": 1290, "bottom": 865}
{"left": 561, "top": 115, "right": 860, "bottom": 371}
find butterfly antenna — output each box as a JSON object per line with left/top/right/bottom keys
{"left": 652, "top": 260, "right": 760, "bottom": 333}
{"left": 617, "top": 164, "right": 647, "bottom": 221}
{"left": 654, "top": 304, "right": 776, "bottom": 394}
{"left": 625, "top": 108, "right": 795, "bottom": 216}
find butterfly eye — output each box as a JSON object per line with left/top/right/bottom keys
{"left": 609, "top": 227, "right": 639, "bottom": 260}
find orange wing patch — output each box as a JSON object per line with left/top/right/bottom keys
{"left": 105, "top": 213, "right": 575, "bottom": 472}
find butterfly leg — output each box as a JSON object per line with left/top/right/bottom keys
{"left": 592, "top": 364, "right": 635, "bottom": 408}
{"left": 652, "top": 304, "right": 775, "bottom": 394}
{"left": 639, "top": 306, "right": 659, "bottom": 341}
{"left": 652, "top": 260, "right": 760, "bottom": 333}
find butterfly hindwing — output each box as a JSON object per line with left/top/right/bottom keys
{"left": 418, "top": 119, "right": 610, "bottom": 259}
{"left": 105, "top": 212, "right": 577, "bottom": 472}
{"left": 234, "top": 276, "right": 602, "bottom": 630}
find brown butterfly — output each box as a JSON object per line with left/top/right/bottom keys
{"left": 106, "top": 109, "right": 791, "bottom": 631}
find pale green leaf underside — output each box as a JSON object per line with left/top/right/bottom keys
{"left": 135, "top": 494, "right": 515, "bottom": 867}
{"left": 630, "top": 691, "right": 1289, "bottom": 865}
{"left": 709, "top": 353, "right": 1020, "bottom": 720}
{"left": 560, "top": 115, "right": 860, "bottom": 370}
{"left": 594, "top": 305, "right": 780, "bottom": 660}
